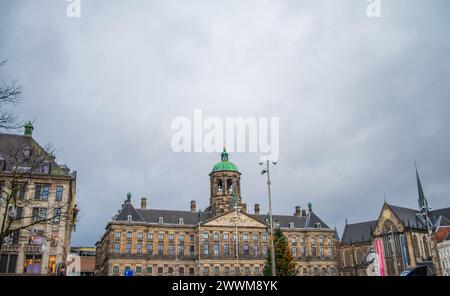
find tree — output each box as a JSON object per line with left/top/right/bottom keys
{"left": 263, "top": 228, "right": 298, "bottom": 276}
{"left": 0, "top": 138, "right": 76, "bottom": 254}
{"left": 0, "top": 61, "right": 23, "bottom": 131}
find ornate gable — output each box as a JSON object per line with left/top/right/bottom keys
{"left": 202, "top": 210, "right": 267, "bottom": 228}
{"left": 373, "top": 203, "right": 405, "bottom": 236}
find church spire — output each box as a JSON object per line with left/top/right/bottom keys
{"left": 415, "top": 163, "right": 429, "bottom": 214}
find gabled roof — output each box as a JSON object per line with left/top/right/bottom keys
{"left": 114, "top": 202, "right": 144, "bottom": 222}
{"left": 341, "top": 220, "right": 377, "bottom": 245}
{"left": 386, "top": 204, "right": 428, "bottom": 230}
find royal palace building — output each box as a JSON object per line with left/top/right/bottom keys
{"left": 95, "top": 149, "right": 339, "bottom": 276}
{"left": 0, "top": 123, "right": 77, "bottom": 275}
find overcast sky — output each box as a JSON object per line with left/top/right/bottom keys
{"left": 1, "top": 0, "right": 449, "bottom": 246}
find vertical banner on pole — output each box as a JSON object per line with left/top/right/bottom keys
{"left": 375, "top": 239, "right": 385, "bottom": 276}
{"left": 400, "top": 235, "right": 409, "bottom": 269}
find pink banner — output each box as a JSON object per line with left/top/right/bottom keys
{"left": 375, "top": 239, "right": 385, "bottom": 276}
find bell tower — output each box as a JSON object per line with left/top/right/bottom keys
{"left": 209, "top": 148, "right": 245, "bottom": 216}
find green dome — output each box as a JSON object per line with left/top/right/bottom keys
{"left": 212, "top": 161, "right": 238, "bottom": 172}
{"left": 212, "top": 148, "right": 239, "bottom": 172}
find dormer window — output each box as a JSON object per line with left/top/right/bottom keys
{"left": 315, "top": 223, "right": 322, "bottom": 229}
{"left": 23, "top": 147, "right": 31, "bottom": 158}
{"left": 158, "top": 217, "right": 164, "bottom": 224}
{"left": 41, "top": 162, "right": 50, "bottom": 174}
{"left": 289, "top": 222, "right": 295, "bottom": 229}
{"left": 178, "top": 217, "right": 184, "bottom": 225}
{"left": 127, "top": 215, "right": 132, "bottom": 222}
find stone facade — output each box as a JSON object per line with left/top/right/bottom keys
{"left": 0, "top": 125, "right": 77, "bottom": 275}
{"left": 95, "top": 151, "right": 339, "bottom": 276}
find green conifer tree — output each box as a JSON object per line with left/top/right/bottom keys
{"left": 263, "top": 228, "right": 297, "bottom": 276}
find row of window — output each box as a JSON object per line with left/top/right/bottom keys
{"left": 114, "top": 230, "right": 332, "bottom": 247}
{"left": 111, "top": 265, "right": 337, "bottom": 276}
{"left": 292, "top": 246, "right": 333, "bottom": 258}
{"left": 0, "top": 181, "right": 64, "bottom": 202}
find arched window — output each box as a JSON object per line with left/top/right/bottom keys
{"left": 227, "top": 179, "right": 233, "bottom": 194}
{"left": 217, "top": 179, "right": 223, "bottom": 192}
{"left": 344, "top": 250, "right": 351, "bottom": 267}
{"left": 355, "top": 249, "right": 363, "bottom": 265}
{"left": 413, "top": 235, "right": 420, "bottom": 258}
{"left": 422, "top": 236, "right": 430, "bottom": 259}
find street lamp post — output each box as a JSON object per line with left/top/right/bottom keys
{"left": 260, "top": 160, "right": 277, "bottom": 276}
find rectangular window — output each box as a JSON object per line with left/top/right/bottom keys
{"left": 158, "top": 267, "right": 163, "bottom": 275}
{"left": 159, "top": 233, "right": 164, "bottom": 241}
{"left": 189, "top": 234, "right": 194, "bottom": 242}
{"left": 262, "top": 245, "right": 268, "bottom": 256}
{"left": 243, "top": 234, "right": 248, "bottom": 241}
{"left": 320, "top": 246, "right": 325, "bottom": 257}
{"left": 168, "top": 234, "right": 174, "bottom": 241}
{"left": 125, "top": 243, "right": 131, "bottom": 253}
{"left": 16, "top": 207, "right": 24, "bottom": 219}
{"left": 39, "top": 208, "right": 47, "bottom": 220}
{"left": 253, "top": 244, "right": 259, "bottom": 256}
{"left": 34, "top": 184, "right": 49, "bottom": 200}
{"left": 292, "top": 247, "right": 298, "bottom": 257}
{"left": 31, "top": 207, "right": 40, "bottom": 223}
{"left": 253, "top": 234, "right": 258, "bottom": 241}
{"left": 213, "top": 233, "right": 219, "bottom": 241}
{"left": 13, "top": 182, "right": 26, "bottom": 200}
{"left": 126, "top": 232, "right": 132, "bottom": 239}
{"left": 262, "top": 234, "right": 267, "bottom": 241}
{"left": 213, "top": 243, "right": 219, "bottom": 256}
{"left": 158, "top": 243, "right": 164, "bottom": 255}
{"left": 255, "top": 266, "right": 260, "bottom": 274}
{"left": 147, "top": 243, "right": 153, "bottom": 255}
{"left": 178, "top": 245, "right": 184, "bottom": 257}
{"left": 301, "top": 246, "right": 306, "bottom": 257}
{"left": 115, "top": 232, "right": 121, "bottom": 239}
{"left": 179, "top": 234, "right": 185, "bottom": 242}
{"left": 225, "top": 267, "right": 230, "bottom": 274}
{"left": 55, "top": 186, "right": 63, "bottom": 201}
{"left": 146, "top": 267, "right": 153, "bottom": 274}
{"left": 223, "top": 233, "right": 229, "bottom": 240}
{"left": 214, "top": 266, "right": 220, "bottom": 274}
{"left": 114, "top": 243, "right": 120, "bottom": 254}
{"left": 168, "top": 244, "right": 175, "bottom": 256}
{"left": 203, "top": 243, "right": 209, "bottom": 255}
{"left": 203, "top": 232, "right": 209, "bottom": 239}
{"left": 189, "top": 245, "right": 195, "bottom": 257}
{"left": 224, "top": 244, "right": 229, "bottom": 255}
{"left": 243, "top": 244, "right": 249, "bottom": 255}
{"left": 147, "top": 232, "right": 153, "bottom": 240}
{"left": 136, "top": 243, "right": 142, "bottom": 254}
{"left": 328, "top": 245, "right": 333, "bottom": 257}
{"left": 137, "top": 232, "right": 143, "bottom": 239}
{"left": 136, "top": 266, "right": 142, "bottom": 273}
{"left": 53, "top": 208, "right": 61, "bottom": 222}
{"left": 203, "top": 267, "right": 209, "bottom": 275}
{"left": 113, "top": 266, "right": 119, "bottom": 274}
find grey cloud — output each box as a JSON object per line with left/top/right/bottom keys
{"left": 0, "top": 0, "right": 449, "bottom": 245}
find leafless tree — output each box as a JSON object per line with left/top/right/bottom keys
{"left": 0, "top": 141, "right": 77, "bottom": 251}
{"left": 0, "top": 60, "right": 23, "bottom": 131}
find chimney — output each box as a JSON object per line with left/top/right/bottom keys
{"left": 294, "top": 206, "right": 301, "bottom": 217}
{"left": 190, "top": 200, "right": 197, "bottom": 212}
{"left": 254, "top": 204, "right": 260, "bottom": 215}
{"left": 141, "top": 197, "right": 147, "bottom": 210}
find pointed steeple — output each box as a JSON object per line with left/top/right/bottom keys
{"left": 415, "top": 163, "right": 429, "bottom": 214}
